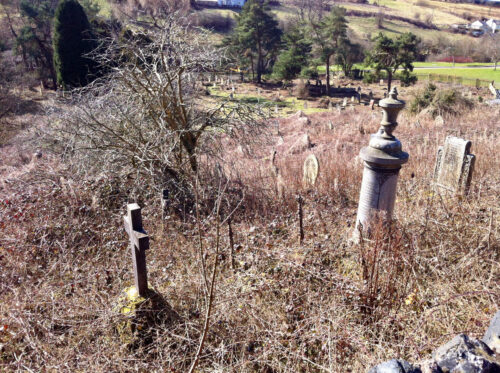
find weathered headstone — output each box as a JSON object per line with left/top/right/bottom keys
{"left": 303, "top": 154, "right": 319, "bottom": 187}
{"left": 380, "top": 79, "right": 384, "bottom": 85}
{"left": 489, "top": 82, "right": 500, "bottom": 99}
{"left": 433, "top": 136, "right": 475, "bottom": 195}
{"left": 434, "top": 115, "right": 444, "bottom": 126}
{"left": 342, "top": 97, "right": 348, "bottom": 107}
{"left": 275, "top": 104, "right": 279, "bottom": 115}
{"left": 124, "top": 204, "right": 150, "bottom": 297}
{"left": 351, "top": 95, "right": 355, "bottom": 103}
{"left": 328, "top": 101, "right": 332, "bottom": 111}
{"left": 369, "top": 99, "right": 375, "bottom": 110}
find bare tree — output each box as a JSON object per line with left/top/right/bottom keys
{"left": 486, "top": 33, "right": 500, "bottom": 71}
{"left": 47, "top": 14, "right": 263, "bottom": 197}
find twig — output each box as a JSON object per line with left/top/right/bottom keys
{"left": 188, "top": 191, "right": 222, "bottom": 373}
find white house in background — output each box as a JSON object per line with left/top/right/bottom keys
{"left": 486, "top": 19, "right": 500, "bottom": 33}
{"left": 217, "top": 0, "right": 246, "bottom": 7}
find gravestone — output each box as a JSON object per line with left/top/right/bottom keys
{"left": 434, "top": 115, "right": 445, "bottom": 126}
{"left": 328, "top": 101, "right": 332, "bottom": 111}
{"left": 303, "top": 154, "right": 319, "bottom": 187}
{"left": 489, "top": 82, "right": 500, "bottom": 99}
{"left": 342, "top": 97, "right": 348, "bottom": 107}
{"left": 124, "top": 204, "right": 150, "bottom": 297}
{"left": 327, "top": 120, "right": 333, "bottom": 129}
{"left": 433, "top": 136, "right": 475, "bottom": 195}
{"left": 380, "top": 79, "right": 384, "bottom": 85}
{"left": 369, "top": 99, "right": 375, "bottom": 110}
{"left": 275, "top": 104, "right": 279, "bottom": 115}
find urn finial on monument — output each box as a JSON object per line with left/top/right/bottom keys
{"left": 355, "top": 87, "right": 409, "bottom": 237}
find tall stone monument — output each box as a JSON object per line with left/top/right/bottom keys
{"left": 355, "top": 87, "right": 409, "bottom": 236}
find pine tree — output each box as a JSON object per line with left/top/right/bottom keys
{"left": 364, "top": 32, "right": 420, "bottom": 91}
{"left": 53, "top": 0, "right": 96, "bottom": 89}
{"left": 309, "top": 6, "right": 348, "bottom": 95}
{"left": 273, "top": 26, "right": 311, "bottom": 83}
{"left": 233, "top": 0, "right": 282, "bottom": 83}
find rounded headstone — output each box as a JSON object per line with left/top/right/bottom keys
{"left": 303, "top": 154, "right": 319, "bottom": 187}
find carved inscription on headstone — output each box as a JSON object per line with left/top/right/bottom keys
{"left": 303, "top": 154, "right": 319, "bottom": 187}
{"left": 433, "top": 136, "right": 475, "bottom": 194}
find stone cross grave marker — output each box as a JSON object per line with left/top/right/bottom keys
{"left": 124, "top": 203, "right": 150, "bottom": 297}
{"left": 303, "top": 154, "right": 319, "bottom": 187}
{"left": 433, "top": 136, "right": 475, "bottom": 195}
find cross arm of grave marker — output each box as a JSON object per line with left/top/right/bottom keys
{"left": 124, "top": 203, "right": 150, "bottom": 297}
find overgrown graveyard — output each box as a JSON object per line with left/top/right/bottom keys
{"left": 0, "top": 1, "right": 499, "bottom": 372}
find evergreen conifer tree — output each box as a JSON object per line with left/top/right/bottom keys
{"left": 53, "top": 0, "right": 95, "bottom": 88}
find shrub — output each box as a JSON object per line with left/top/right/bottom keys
{"left": 53, "top": 0, "right": 96, "bottom": 88}
{"left": 397, "top": 70, "right": 418, "bottom": 87}
{"left": 409, "top": 83, "right": 474, "bottom": 117}
{"left": 300, "top": 65, "right": 319, "bottom": 80}
{"left": 363, "top": 71, "right": 381, "bottom": 84}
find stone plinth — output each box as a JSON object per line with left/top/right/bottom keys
{"left": 355, "top": 87, "right": 409, "bottom": 236}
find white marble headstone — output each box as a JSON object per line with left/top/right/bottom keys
{"left": 303, "top": 154, "right": 319, "bottom": 187}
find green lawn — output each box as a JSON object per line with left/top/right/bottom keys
{"left": 414, "top": 62, "right": 494, "bottom": 68}
{"left": 414, "top": 68, "right": 500, "bottom": 83}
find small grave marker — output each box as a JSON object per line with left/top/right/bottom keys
{"left": 124, "top": 204, "right": 150, "bottom": 297}
{"left": 433, "top": 136, "right": 475, "bottom": 195}
{"left": 380, "top": 79, "right": 384, "bottom": 85}
{"left": 342, "top": 97, "right": 347, "bottom": 107}
{"left": 369, "top": 99, "right": 375, "bottom": 110}
{"left": 489, "top": 82, "right": 500, "bottom": 99}
{"left": 327, "top": 120, "right": 333, "bottom": 130}
{"left": 303, "top": 154, "right": 319, "bottom": 187}
{"left": 434, "top": 115, "right": 444, "bottom": 127}
{"left": 351, "top": 96, "right": 355, "bottom": 103}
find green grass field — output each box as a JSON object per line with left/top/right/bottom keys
{"left": 414, "top": 62, "right": 494, "bottom": 68}
{"left": 415, "top": 68, "right": 500, "bottom": 82}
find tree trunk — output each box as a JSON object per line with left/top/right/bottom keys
{"left": 257, "top": 42, "right": 263, "bottom": 84}
{"left": 326, "top": 56, "right": 330, "bottom": 96}
{"left": 387, "top": 69, "right": 393, "bottom": 92}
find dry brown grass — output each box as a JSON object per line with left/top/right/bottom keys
{"left": 0, "top": 83, "right": 499, "bottom": 372}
